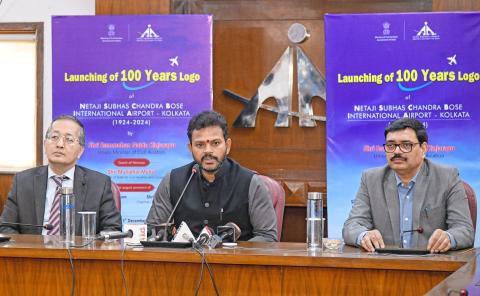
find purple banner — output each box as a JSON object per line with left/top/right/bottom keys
{"left": 325, "top": 12, "right": 480, "bottom": 244}
{"left": 52, "top": 15, "right": 212, "bottom": 224}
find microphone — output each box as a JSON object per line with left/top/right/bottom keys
{"left": 195, "top": 226, "right": 214, "bottom": 246}
{"left": 0, "top": 221, "right": 53, "bottom": 231}
{"left": 98, "top": 229, "right": 133, "bottom": 240}
{"left": 161, "top": 164, "right": 199, "bottom": 241}
{"left": 399, "top": 227, "right": 424, "bottom": 248}
{"left": 206, "top": 222, "right": 241, "bottom": 249}
{"left": 196, "top": 233, "right": 211, "bottom": 246}
{"left": 447, "top": 288, "right": 468, "bottom": 296}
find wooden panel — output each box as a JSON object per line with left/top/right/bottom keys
{"left": 284, "top": 181, "right": 307, "bottom": 207}
{"left": 433, "top": 0, "right": 480, "bottom": 11}
{"left": 0, "top": 257, "right": 72, "bottom": 295}
{"left": 214, "top": 20, "right": 326, "bottom": 180}
{"left": 213, "top": 19, "right": 326, "bottom": 242}
{"left": 282, "top": 206, "right": 307, "bottom": 242}
{"left": 95, "top": 0, "right": 170, "bottom": 15}
{"left": 0, "top": 174, "right": 13, "bottom": 214}
{"left": 203, "top": 0, "right": 432, "bottom": 20}
{"left": 282, "top": 266, "right": 449, "bottom": 295}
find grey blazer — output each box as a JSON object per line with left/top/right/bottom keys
{"left": 342, "top": 159, "right": 474, "bottom": 249}
{"left": 0, "top": 165, "right": 122, "bottom": 235}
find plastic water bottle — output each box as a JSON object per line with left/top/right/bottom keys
{"left": 60, "top": 187, "right": 75, "bottom": 244}
{"left": 306, "top": 192, "right": 323, "bottom": 249}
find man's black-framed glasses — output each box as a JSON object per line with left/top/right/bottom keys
{"left": 383, "top": 142, "right": 420, "bottom": 153}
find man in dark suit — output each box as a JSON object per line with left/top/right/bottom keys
{"left": 0, "top": 115, "right": 121, "bottom": 235}
{"left": 343, "top": 118, "right": 473, "bottom": 253}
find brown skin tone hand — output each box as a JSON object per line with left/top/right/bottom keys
{"left": 361, "top": 229, "right": 385, "bottom": 252}
{"left": 427, "top": 229, "right": 451, "bottom": 253}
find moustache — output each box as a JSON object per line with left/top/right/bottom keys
{"left": 202, "top": 154, "right": 219, "bottom": 162}
{"left": 391, "top": 154, "right": 406, "bottom": 161}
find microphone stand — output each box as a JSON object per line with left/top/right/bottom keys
{"left": 399, "top": 227, "right": 424, "bottom": 248}
{"left": 162, "top": 164, "right": 198, "bottom": 241}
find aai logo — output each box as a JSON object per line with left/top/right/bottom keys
{"left": 413, "top": 21, "right": 440, "bottom": 40}
{"left": 137, "top": 24, "right": 162, "bottom": 42}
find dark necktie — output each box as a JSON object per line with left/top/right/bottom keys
{"left": 47, "top": 175, "right": 68, "bottom": 235}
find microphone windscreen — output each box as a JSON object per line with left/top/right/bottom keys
{"left": 417, "top": 227, "right": 424, "bottom": 234}
{"left": 44, "top": 224, "right": 53, "bottom": 230}
{"left": 198, "top": 233, "right": 210, "bottom": 243}
{"left": 192, "top": 164, "right": 199, "bottom": 173}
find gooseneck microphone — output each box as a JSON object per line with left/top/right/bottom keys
{"left": 399, "top": 227, "right": 424, "bottom": 248}
{"left": 162, "top": 164, "right": 199, "bottom": 241}
{"left": 0, "top": 221, "right": 53, "bottom": 231}
{"left": 447, "top": 288, "right": 469, "bottom": 296}
{"left": 98, "top": 229, "right": 134, "bottom": 240}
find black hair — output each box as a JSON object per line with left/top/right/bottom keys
{"left": 45, "top": 114, "right": 85, "bottom": 146}
{"left": 187, "top": 111, "right": 228, "bottom": 142}
{"left": 384, "top": 117, "right": 428, "bottom": 144}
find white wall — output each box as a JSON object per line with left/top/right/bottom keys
{"left": 0, "top": 0, "right": 95, "bottom": 163}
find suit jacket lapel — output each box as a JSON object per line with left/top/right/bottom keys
{"left": 384, "top": 169, "right": 400, "bottom": 243}
{"left": 34, "top": 166, "right": 48, "bottom": 231}
{"left": 74, "top": 166, "right": 87, "bottom": 233}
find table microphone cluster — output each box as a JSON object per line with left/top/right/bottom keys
{"left": 142, "top": 222, "right": 241, "bottom": 249}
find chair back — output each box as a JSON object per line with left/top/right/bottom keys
{"left": 258, "top": 175, "right": 285, "bottom": 240}
{"left": 462, "top": 181, "right": 477, "bottom": 231}
{"left": 111, "top": 182, "right": 122, "bottom": 212}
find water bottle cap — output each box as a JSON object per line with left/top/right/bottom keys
{"left": 307, "top": 192, "right": 322, "bottom": 200}
{"left": 61, "top": 187, "right": 74, "bottom": 195}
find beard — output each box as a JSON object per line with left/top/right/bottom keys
{"left": 196, "top": 151, "right": 227, "bottom": 173}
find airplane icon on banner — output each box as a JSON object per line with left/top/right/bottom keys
{"left": 169, "top": 56, "right": 179, "bottom": 67}
{"left": 447, "top": 54, "right": 457, "bottom": 65}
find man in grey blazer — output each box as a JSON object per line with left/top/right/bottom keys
{"left": 0, "top": 115, "right": 121, "bottom": 235}
{"left": 343, "top": 118, "right": 474, "bottom": 253}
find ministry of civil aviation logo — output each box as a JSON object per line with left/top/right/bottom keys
{"left": 100, "top": 24, "right": 123, "bottom": 43}
{"left": 108, "top": 24, "right": 115, "bottom": 37}
{"left": 137, "top": 24, "right": 163, "bottom": 42}
{"left": 413, "top": 21, "right": 440, "bottom": 40}
{"left": 383, "top": 22, "right": 390, "bottom": 35}
{"left": 375, "top": 21, "right": 398, "bottom": 42}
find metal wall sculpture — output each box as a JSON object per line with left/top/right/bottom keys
{"left": 224, "top": 23, "right": 326, "bottom": 128}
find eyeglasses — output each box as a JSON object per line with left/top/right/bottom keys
{"left": 47, "top": 133, "right": 79, "bottom": 145}
{"left": 383, "top": 142, "right": 420, "bottom": 153}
